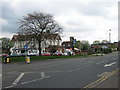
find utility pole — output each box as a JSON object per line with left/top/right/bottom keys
{"left": 109, "top": 29, "right": 111, "bottom": 43}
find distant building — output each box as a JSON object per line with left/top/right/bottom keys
{"left": 62, "top": 37, "right": 74, "bottom": 49}
{"left": 10, "top": 34, "right": 62, "bottom": 55}
{"left": 91, "top": 42, "right": 118, "bottom": 52}
{"left": 45, "top": 45, "right": 64, "bottom": 53}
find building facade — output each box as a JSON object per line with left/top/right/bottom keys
{"left": 10, "top": 34, "right": 62, "bottom": 55}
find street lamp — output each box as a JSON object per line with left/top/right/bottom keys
{"left": 109, "top": 29, "right": 111, "bottom": 43}
{"left": 106, "top": 30, "right": 108, "bottom": 41}
{"left": 106, "top": 29, "right": 111, "bottom": 43}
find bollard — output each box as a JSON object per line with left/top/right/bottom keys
{"left": 26, "top": 56, "right": 30, "bottom": 64}
{"left": 4, "top": 56, "right": 10, "bottom": 64}
{"left": 6, "top": 57, "right": 10, "bottom": 63}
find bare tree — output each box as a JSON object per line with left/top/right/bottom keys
{"left": 18, "top": 12, "right": 63, "bottom": 55}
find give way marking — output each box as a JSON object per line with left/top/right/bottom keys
{"left": 13, "top": 73, "right": 25, "bottom": 85}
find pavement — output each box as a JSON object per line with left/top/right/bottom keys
{"left": 95, "top": 72, "right": 118, "bottom": 88}
{"left": 2, "top": 51, "right": 119, "bottom": 89}
{"left": 84, "top": 68, "right": 119, "bottom": 88}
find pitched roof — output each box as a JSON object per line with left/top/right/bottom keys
{"left": 62, "top": 41, "right": 71, "bottom": 45}
{"left": 11, "top": 33, "right": 62, "bottom": 41}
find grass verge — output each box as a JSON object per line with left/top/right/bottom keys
{"left": 1, "top": 55, "right": 96, "bottom": 63}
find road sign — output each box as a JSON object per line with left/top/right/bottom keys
{"left": 73, "top": 39, "right": 76, "bottom": 44}
{"left": 24, "top": 45, "right": 28, "bottom": 49}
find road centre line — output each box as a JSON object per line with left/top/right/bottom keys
{"left": 88, "top": 61, "right": 92, "bottom": 63}
{"left": 12, "top": 73, "right": 25, "bottom": 85}
{"left": 34, "top": 60, "right": 93, "bottom": 70}
{"left": 25, "top": 64, "right": 92, "bottom": 74}
{"left": 67, "top": 65, "right": 92, "bottom": 72}
{"left": 97, "top": 57, "right": 118, "bottom": 65}
{"left": 96, "top": 60, "right": 108, "bottom": 64}
{"left": 22, "top": 65, "right": 91, "bottom": 74}
{"left": 112, "top": 58, "right": 118, "bottom": 60}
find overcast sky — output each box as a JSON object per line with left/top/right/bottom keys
{"left": 1, "top": 0, "right": 119, "bottom": 44}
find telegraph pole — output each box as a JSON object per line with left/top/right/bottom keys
{"left": 109, "top": 29, "right": 111, "bottom": 43}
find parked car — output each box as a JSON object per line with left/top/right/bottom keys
{"left": 10, "top": 54, "right": 20, "bottom": 57}
{"left": 19, "top": 53, "right": 28, "bottom": 56}
{"left": 0, "top": 53, "right": 9, "bottom": 57}
{"left": 62, "top": 52, "right": 69, "bottom": 56}
{"left": 28, "top": 50, "right": 39, "bottom": 56}
{"left": 41, "top": 52, "right": 51, "bottom": 56}
{"left": 63, "top": 51, "right": 75, "bottom": 56}
{"left": 53, "top": 52, "right": 62, "bottom": 56}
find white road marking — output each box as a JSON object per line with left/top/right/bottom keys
{"left": 4, "top": 85, "right": 13, "bottom": 89}
{"left": 88, "top": 61, "right": 92, "bottom": 63}
{"left": 67, "top": 65, "right": 92, "bottom": 72}
{"left": 97, "top": 60, "right": 108, "bottom": 64}
{"left": 20, "top": 72, "right": 50, "bottom": 85}
{"left": 112, "top": 58, "right": 118, "bottom": 60}
{"left": 41, "top": 72, "right": 45, "bottom": 78}
{"left": 21, "top": 76, "right": 50, "bottom": 85}
{"left": 104, "top": 62, "right": 116, "bottom": 67}
{"left": 13, "top": 73, "right": 25, "bottom": 85}
{"left": 0, "top": 74, "right": 2, "bottom": 77}
{"left": 98, "top": 72, "right": 111, "bottom": 77}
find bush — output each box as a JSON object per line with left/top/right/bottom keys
{"left": 102, "top": 48, "right": 112, "bottom": 54}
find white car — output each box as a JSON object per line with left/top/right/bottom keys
{"left": 63, "top": 52, "right": 69, "bottom": 56}
{"left": 63, "top": 51, "right": 75, "bottom": 56}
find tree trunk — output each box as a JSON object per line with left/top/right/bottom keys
{"left": 38, "top": 41, "right": 42, "bottom": 56}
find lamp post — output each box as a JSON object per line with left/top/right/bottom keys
{"left": 106, "top": 29, "right": 111, "bottom": 43}
{"left": 106, "top": 30, "right": 108, "bottom": 41}
{"left": 109, "top": 29, "right": 111, "bottom": 43}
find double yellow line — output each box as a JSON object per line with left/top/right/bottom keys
{"left": 83, "top": 69, "right": 119, "bottom": 88}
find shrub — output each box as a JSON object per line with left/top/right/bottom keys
{"left": 102, "top": 48, "right": 112, "bottom": 54}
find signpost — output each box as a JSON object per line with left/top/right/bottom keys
{"left": 73, "top": 39, "right": 76, "bottom": 44}
{"left": 24, "top": 45, "right": 28, "bottom": 49}
{"left": 72, "top": 39, "right": 76, "bottom": 50}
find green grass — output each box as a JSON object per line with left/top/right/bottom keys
{"left": 1, "top": 54, "right": 96, "bottom": 63}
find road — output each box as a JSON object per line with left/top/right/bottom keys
{"left": 95, "top": 71, "right": 119, "bottom": 88}
{"left": 2, "top": 52, "right": 119, "bottom": 89}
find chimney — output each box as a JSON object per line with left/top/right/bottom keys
{"left": 70, "top": 37, "right": 74, "bottom": 46}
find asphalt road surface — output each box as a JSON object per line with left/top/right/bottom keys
{"left": 2, "top": 52, "right": 119, "bottom": 89}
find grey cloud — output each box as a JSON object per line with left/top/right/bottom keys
{"left": 2, "top": 2, "right": 19, "bottom": 33}
{"left": 50, "top": 2, "right": 109, "bottom": 17}
{"left": 64, "top": 25, "right": 94, "bottom": 33}
{"left": 2, "top": 2, "right": 16, "bottom": 19}
{"left": 1, "top": 0, "right": 117, "bottom": 43}
{"left": 2, "top": 24, "right": 18, "bottom": 33}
